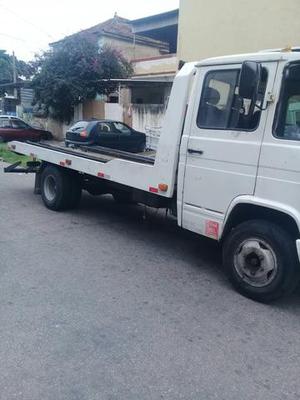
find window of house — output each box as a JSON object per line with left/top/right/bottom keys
{"left": 197, "top": 68, "right": 267, "bottom": 131}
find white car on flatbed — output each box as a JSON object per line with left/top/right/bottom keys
{"left": 6, "top": 49, "right": 300, "bottom": 302}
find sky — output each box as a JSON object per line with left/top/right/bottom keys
{"left": 0, "top": 0, "right": 179, "bottom": 61}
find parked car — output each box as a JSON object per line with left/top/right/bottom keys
{"left": 65, "top": 120, "right": 146, "bottom": 153}
{"left": 0, "top": 116, "right": 52, "bottom": 142}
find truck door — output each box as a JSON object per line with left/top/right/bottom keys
{"left": 181, "top": 62, "right": 277, "bottom": 238}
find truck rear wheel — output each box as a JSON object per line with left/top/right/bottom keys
{"left": 41, "top": 165, "right": 81, "bottom": 211}
{"left": 223, "top": 220, "right": 300, "bottom": 302}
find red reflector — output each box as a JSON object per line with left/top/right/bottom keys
{"left": 65, "top": 159, "right": 72, "bottom": 166}
{"left": 149, "top": 186, "right": 158, "bottom": 193}
{"left": 60, "top": 161, "right": 65, "bottom": 166}
{"left": 98, "top": 172, "right": 105, "bottom": 178}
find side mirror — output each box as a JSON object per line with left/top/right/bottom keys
{"left": 239, "top": 61, "right": 262, "bottom": 100}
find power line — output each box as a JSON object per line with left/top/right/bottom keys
{"left": 0, "top": 32, "right": 44, "bottom": 47}
{"left": 0, "top": 2, "right": 55, "bottom": 40}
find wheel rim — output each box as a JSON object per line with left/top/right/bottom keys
{"left": 233, "top": 238, "right": 278, "bottom": 288}
{"left": 44, "top": 175, "right": 57, "bottom": 202}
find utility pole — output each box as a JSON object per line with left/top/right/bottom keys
{"left": 12, "top": 51, "right": 17, "bottom": 98}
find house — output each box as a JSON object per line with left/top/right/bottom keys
{"left": 0, "top": 81, "right": 33, "bottom": 116}
{"left": 47, "top": 12, "right": 179, "bottom": 143}
{"left": 177, "top": 0, "right": 300, "bottom": 62}
{"left": 51, "top": 14, "right": 169, "bottom": 62}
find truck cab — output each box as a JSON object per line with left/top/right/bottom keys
{"left": 176, "top": 51, "right": 300, "bottom": 301}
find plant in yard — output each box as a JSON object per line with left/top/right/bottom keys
{"left": 31, "top": 35, "right": 133, "bottom": 123}
{"left": 0, "top": 143, "right": 30, "bottom": 165}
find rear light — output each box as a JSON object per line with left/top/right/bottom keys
{"left": 158, "top": 183, "right": 168, "bottom": 192}
{"left": 80, "top": 130, "right": 88, "bottom": 138}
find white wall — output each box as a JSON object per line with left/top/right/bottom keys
{"left": 178, "top": 0, "right": 300, "bottom": 62}
{"left": 105, "top": 103, "right": 123, "bottom": 121}
{"left": 131, "top": 104, "right": 165, "bottom": 150}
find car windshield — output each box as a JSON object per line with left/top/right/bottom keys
{"left": 11, "top": 119, "right": 30, "bottom": 129}
{"left": 70, "top": 121, "right": 89, "bottom": 132}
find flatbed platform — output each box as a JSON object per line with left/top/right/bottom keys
{"left": 28, "top": 141, "right": 156, "bottom": 165}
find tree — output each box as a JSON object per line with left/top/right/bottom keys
{"left": 0, "top": 50, "right": 34, "bottom": 96}
{"left": 31, "top": 35, "right": 133, "bottom": 122}
{"left": 0, "top": 50, "right": 12, "bottom": 85}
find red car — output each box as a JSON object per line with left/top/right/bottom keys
{"left": 0, "top": 116, "right": 52, "bottom": 142}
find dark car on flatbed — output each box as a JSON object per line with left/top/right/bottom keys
{"left": 65, "top": 120, "right": 146, "bottom": 153}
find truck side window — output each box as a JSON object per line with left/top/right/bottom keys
{"left": 275, "top": 92, "right": 300, "bottom": 140}
{"left": 197, "top": 70, "right": 239, "bottom": 129}
{"left": 284, "top": 96, "right": 300, "bottom": 139}
{"left": 197, "top": 68, "right": 267, "bottom": 131}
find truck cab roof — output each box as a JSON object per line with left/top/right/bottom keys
{"left": 196, "top": 49, "right": 300, "bottom": 67}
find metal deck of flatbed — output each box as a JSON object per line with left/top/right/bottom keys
{"left": 28, "top": 140, "right": 156, "bottom": 165}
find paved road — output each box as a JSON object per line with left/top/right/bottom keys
{"left": 1, "top": 163, "right": 300, "bottom": 400}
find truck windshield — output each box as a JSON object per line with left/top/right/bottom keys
{"left": 274, "top": 64, "right": 300, "bottom": 140}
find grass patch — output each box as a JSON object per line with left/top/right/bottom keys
{"left": 0, "top": 143, "right": 31, "bottom": 166}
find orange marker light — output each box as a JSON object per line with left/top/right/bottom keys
{"left": 158, "top": 183, "right": 168, "bottom": 192}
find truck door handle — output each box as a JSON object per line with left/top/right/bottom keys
{"left": 188, "top": 148, "right": 203, "bottom": 155}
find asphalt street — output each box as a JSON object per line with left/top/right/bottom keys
{"left": 1, "top": 162, "right": 300, "bottom": 400}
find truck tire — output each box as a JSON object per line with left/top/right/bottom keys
{"left": 223, "top": 220, "right": 300, "bottom": 302}
{"left": 41, "top": 165, "right": 81, "bottom": 211}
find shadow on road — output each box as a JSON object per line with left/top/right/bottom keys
{"left": 10, "top": 182, "right": 300, "bottom": 310}
{"left": 76, "top": 193, "right": 300, "bottom": 309}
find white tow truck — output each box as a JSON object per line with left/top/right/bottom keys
{"left": 6, "top": 49, "right": 300, "bottom": 302}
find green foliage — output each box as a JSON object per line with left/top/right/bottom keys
{"left": 0, "top": 143, "right": 30, "bottom": 166}
{"left": 31, "top": 35, "right": 133, "bottom": 122}
{"left": 0, "top": 50, "right": 34, "bottom": 95}
{"left": 0, "top": 50, "right": 12, "bottom": 84}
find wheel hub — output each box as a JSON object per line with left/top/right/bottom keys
{"left": 44, "top": 175, "right": 57, "bottom": 202}
{"left": 234, "top": 239, "right": 278, "bottom": 287}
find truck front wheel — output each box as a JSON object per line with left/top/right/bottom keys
{"left": 223, "top": 220, "right": 300, "bottom": 302}
{"left": 41, "top": 165, "right": 81, "bottom": 211}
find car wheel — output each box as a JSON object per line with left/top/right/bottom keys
{"left": 43, "top": 132, "right": 53, "bottom": 140}
{"left": 139, "top": 143, "right": 146, "bottom": 152}
{"left": 223, "top": 219, "right": 300, "bottom": 302}
{"left": 41, "top": 165, "right": 81, "bottom": 211}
